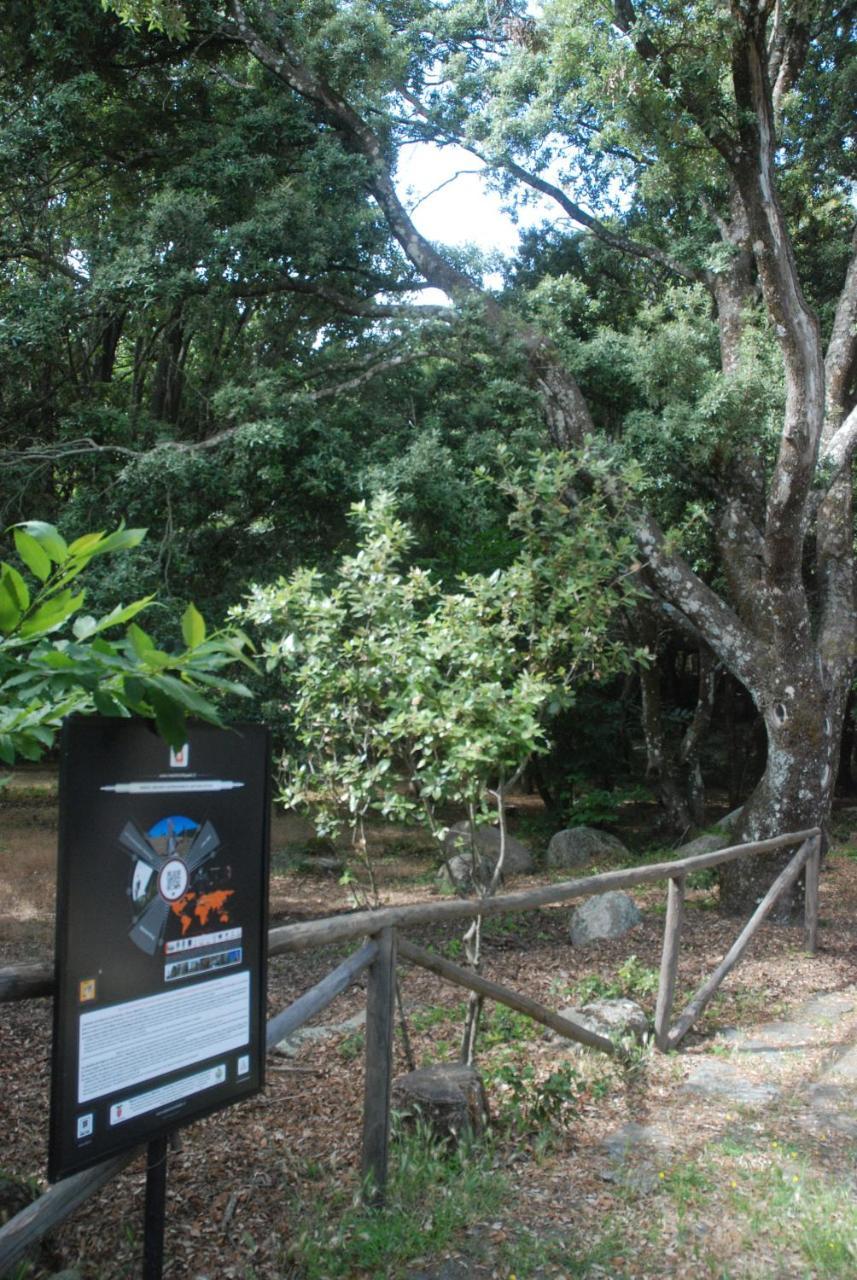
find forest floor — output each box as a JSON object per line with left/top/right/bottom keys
{"left": 2, "top": 771, "right": 857, "bottom": 1279}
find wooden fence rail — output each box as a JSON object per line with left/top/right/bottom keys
{"left": 0, "top": 825, "right": 822, "bottom": 1274}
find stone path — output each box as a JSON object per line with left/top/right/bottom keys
{"left": 601, "top": 986, "right": 857, "bottom": 1173}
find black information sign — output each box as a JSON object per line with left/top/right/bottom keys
{"left": 49, "top": 717, "right": 270, "bottom": 1181}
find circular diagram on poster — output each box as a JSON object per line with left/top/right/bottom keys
{"left": 121, "top": 815, "right": 232, "bottom": 955}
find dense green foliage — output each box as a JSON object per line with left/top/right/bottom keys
{"left": 238, "top": 455, "right": 643, "bottom": 867}
{"left": 0, "top": 519, "right": 251, "bottom": 759}
{"left": 2, "top": 1, "right": 855, "bottom": 846}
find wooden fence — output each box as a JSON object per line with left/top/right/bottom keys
{"left": 0, "top": 826, "right": 821, "bottom": 1275}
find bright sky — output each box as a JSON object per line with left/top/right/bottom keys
{"left": 395, "top": 140, "right": 558, "bottom": 295}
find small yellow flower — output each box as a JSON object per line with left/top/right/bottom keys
{"left": 658, "top": 1171, "right": 665, "bottom": 1179}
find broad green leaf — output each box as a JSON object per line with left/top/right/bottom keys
{"left": 87, "top": 527, "right": 147, "bottom": 557}
{"left": 145, "top": 686, "right": 188, "bottom": 750}
{"left": 67, "top": 531, "right": 107, "bottom": 557}
{"left": 13, "top": 530, "right": 51, "bottom": 582}
{"left": 0, "top": 576, "right": 22, "bottom": 633}
{"left": 15, "top": 521, "right": 68, "bottom": 564}
{"left": 1, "top": 565, "right": 29, "bottom": 613}
{"left": 19, "top": 591, "right": 86, "bottom": 638}
{"left": 128, "top": 623, "right": 155, "bottom": 660}
{"left": 93, "top": 688, "right": 130, "bottom": 717}
{"left": 146, "top": 672, "right": 222, "bottom": 721}
{"left": 181, "top": 603, "right": 206, "bottom": 649}
{"left": 92, "top": 597, "right": 152, "bottom": 633}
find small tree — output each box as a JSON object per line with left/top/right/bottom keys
{"left": 240, "top": 452, "right": 643, "bottom": 1058}
{"left": 0, "top": 519, "right": 252, "bottom": 764}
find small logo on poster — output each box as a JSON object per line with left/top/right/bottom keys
{"left": 237, "top": 1054, "right": 250, "bottom": 1076}
{"left": 170, "top": 743, "right": 190, "bottom": 768}
{"left": 79, "top": 978, "right": 96, "bottom": 1003}
{"left": 76, "top": 1113, "right": 94, "bottom": 1140}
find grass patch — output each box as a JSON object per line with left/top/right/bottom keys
{"left": 286, "top": 1125, "right": 506, "bottom": 1279}
{"left": 496, "top": 1221, "right": 634, "bottom": 1278}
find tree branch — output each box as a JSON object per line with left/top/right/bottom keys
{"left": 0, "top": 353, "right": 432, "bottom": 467}
{"left": 397, "top": 90, "right": 701, "bottom": 283}
{"left": 823, "top": 224, "right": 857, "bottom": 443}
{"left": 728, "top": 3, "right": 824, "bottom": 590}
{"left": 820, "top": 404, "right": 857, "bottom": 473}
{"left": 226, "top": 0, "right": 596, "bottom": 444}
{"left": 635, "top": 512, "right": 765, "bottom": 689}
{"left": 611, "top": 0, "right": 739, "bottom": 163}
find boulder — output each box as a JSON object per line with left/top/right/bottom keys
{"left": 438, "top": 822, "right": 534, "bottom": 890}
{"left": 554, "top": 998, "right": 648, "bottom": 1043}
{"left": 392, "top": 1063, "right": 490, "bottom": 1144}
{"left": 546, "top": 826, "right": 629, "bottom": 869}
{"left": 673, "top": 831, "right": 730, "bottom": 859}
{"left": 437, "top": 851, "right": 492, "bottom": 892}
{"left": 569, "top": 890, "right": 641, "bottom": 944}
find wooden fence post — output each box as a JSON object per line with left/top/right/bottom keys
{"left": 668, "top": 836, "right": 815, "bottom": 1047}
{"left": 654, "top": 876, "right": 685, "bottom": 1051}
{"left": 361, "top": 926, "right": 396, "bottom": 1207}
{"left": 804, "top": 833, "right": 821, "bottom": 955}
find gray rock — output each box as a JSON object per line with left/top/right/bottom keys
{"left": 823, "top": 1045, "right": 857, "bottom": 1084}
{"left": 437, "top": 851, "right": 483, "bottom": 891}
{"left": 569, "top": 890, "right": 641, "bottom": 944}
{"left": 546, "top": 826, "right": 628, "bottom": 869}
{"left": 392, "top": 1063, "right": 489, "bottom": 1145}
{"left": 718, "top": 805, "right": 744, "bottom": 833}
{"left": 682, "top": 1061, "right": 780, "bottom": 1106}
{"left": 719, "top": 1021, "right": 815, "bottom": 1053}
{"left": 274, "top": 1009, "right": 366, "bottom": 1057}
{"left": 555, "top": 997, "right": 648, "bottom": 1043}
{"left": 601, "top": 1121, "right": 674, "bottom": 1160}
{"left": 798, "top": 992, "right": 856, "bottom": 1022}
{"left": 674, "top": 831, "right": 731, "bottom": 859}
{"left": 438, "top": 822, "right": 533, "bottom": 890}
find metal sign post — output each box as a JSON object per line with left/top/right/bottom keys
{"left": 143, "top": 1135, "right": 169, "bottom": 1280}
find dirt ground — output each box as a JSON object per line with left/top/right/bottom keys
{"left": 2, "top": 771, "right": 857, "bottom": 1279}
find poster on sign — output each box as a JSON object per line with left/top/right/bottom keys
{"left": 49, "top": 717, "right": 270, "bottom": 1181}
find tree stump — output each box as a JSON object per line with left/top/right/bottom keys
{"left": 392, "top": 1063, "right": 490, "bottom": 1145}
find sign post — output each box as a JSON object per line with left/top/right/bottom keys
{"left": 49, "top": 717, "right": 270, "bottom": 1266}
{"left": 143, "top": 1135, "right": 168, "bottom": 1280}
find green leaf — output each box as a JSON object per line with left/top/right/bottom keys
{"left": 13, "top": 530, "right": 51, "bottom": 581}
{"left": 15, "top": 521, "right": 68, "bottom": 564}
{"left": 92, "top": 597, "right": 153, "bottom": 633}
{"left": 87, "top": 527, "right": 147, "bottom": 557}
{"left": 67, "top": 531, "right": 107, "bottom": 557}
{"left": 146, "top": 673, "right": 223, "bottom": 722}
{"left": 19, "top": 591, "right": 86, "bottom": 638}
{"left": 181, "top": 602, "right": 206, "bottom": 649}
{"left": 0, "top": 577, "right": 22, "bottom": 634}
{"left": 146, "top": 686, "right": 188, "bottom": 750}
{"left": 128, "top": 623, "right": 155, "bottom": 660}
{"left": 1, "top": 564, "right": 29, "bottom": 613}
{"left": 93, "top": 688, "right": 130, "bottom": 717}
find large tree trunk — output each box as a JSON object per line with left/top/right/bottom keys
{"left": 721, "top": 658, "right": 832, "bottom": 916}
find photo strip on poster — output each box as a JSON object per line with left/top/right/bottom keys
{"left": 49, "top": 719, "right": 270, "bottom": 1180}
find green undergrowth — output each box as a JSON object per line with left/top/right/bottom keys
{"left": 552, "top": 954, "right": 659, "bottom": 1006}
{"left": 286, "top": 1124, "right": 506, "bottom": 1279}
